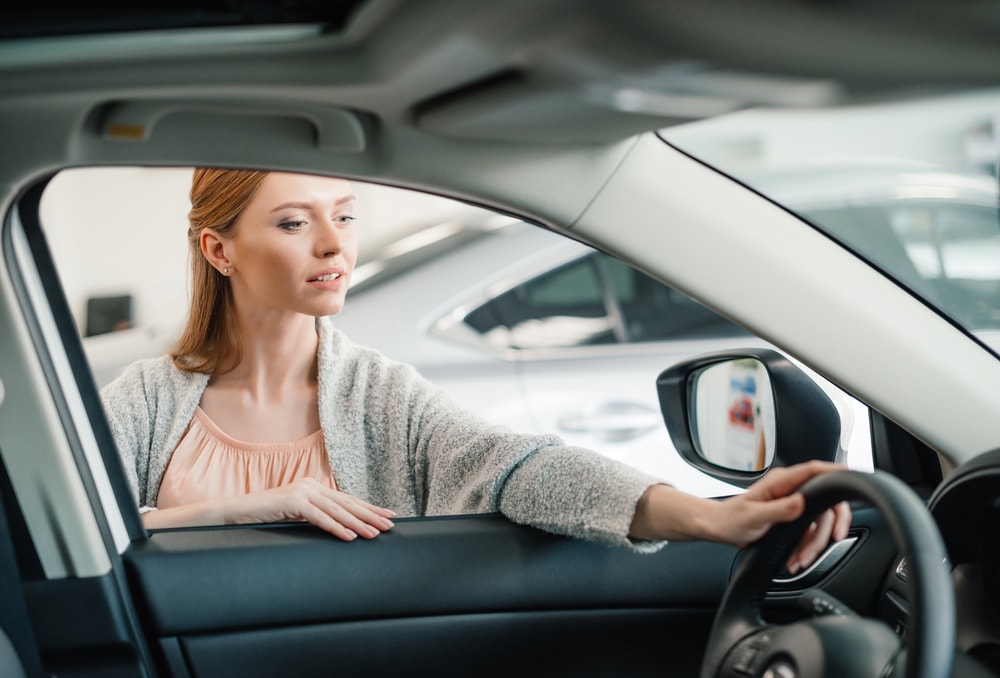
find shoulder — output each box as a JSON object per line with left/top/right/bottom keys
{"left": 100, "top": 354, "right": 206, "bottom": 406}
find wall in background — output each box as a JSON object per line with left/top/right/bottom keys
{"left": 41, "top": 166, "right": 476, "bottom": 341}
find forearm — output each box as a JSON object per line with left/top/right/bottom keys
{"left": 497, "top": 446, "right": 664, "bottom": 549}
{"left": 140, "top": 498, "right": 233, "bottom": 530}
{"left": 628, "top": 483, "right": 722, "bottom": 542}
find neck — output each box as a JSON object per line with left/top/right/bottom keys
{"left": 218, "top": 310, "right": 320, "bottom": 398}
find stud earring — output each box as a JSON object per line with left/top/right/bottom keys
{"left": 223, "top": 267, "right": 229, "bottom": 274}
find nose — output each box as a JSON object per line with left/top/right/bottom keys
{"left": 314, "top": 217, "right": 343, "bottom": 257}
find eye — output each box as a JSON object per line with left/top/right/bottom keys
{"left": 278, "top": 219, "right": 307, "bottom": 231}
{"left": 335, "top": 215, "right": 356, "bottom": 226}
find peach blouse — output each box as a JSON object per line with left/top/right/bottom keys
{"left": 156, "top": 406, "right": 335, "bottom": 508}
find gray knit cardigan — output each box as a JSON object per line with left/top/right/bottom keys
{"left": 100, "top": 317, "right": 664, "bottom": 550}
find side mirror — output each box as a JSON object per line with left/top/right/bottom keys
{"left": 657, "top": 348, "right": 841, "bottom": 488}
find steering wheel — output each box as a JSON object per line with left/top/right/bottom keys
{"left": 700, "top": 470, "right": 954, "bottom": 678}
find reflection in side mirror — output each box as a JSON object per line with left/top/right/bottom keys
{"left": 691, "top": 359, "right": 775, "bottom": 472}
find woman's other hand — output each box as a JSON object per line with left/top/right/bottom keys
{"left": 141, "top": 477, "right": 396, "bottom": 540}
{"left": 227, "top": 478, "right": 396, "bottom": 540}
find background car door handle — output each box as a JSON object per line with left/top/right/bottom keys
{"left": 557, "top": 401, "right": 661, "bottom": 443}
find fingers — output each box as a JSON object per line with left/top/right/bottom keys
{"left": 714, "top": 491, "right": 804, "bottom": 548}
{"left": 298, "top": 500, "right": 369, "bottom": 541}
{"left": 786, "top": 508, "right": 834, "bottom": 574}
{"left": 721, "top": 463, "right": 853, "bottom": 562}
{"left": 746, "top": 460, "right": 848, "bottom": 501}
{"left": 253, "top": 479, "right": 397, "bottom": 542}
{"left": 737, "top": 492, "right": 805, "bottom": 537}
{"left": 832, "top": 500, "right": 852, "bottom": 541}
{"left": 784, "top": 501, "right": 853, "bottom": 574}
{"left": 309, "top": 490, "right": 396, "bottom": 541}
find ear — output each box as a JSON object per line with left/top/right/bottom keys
{"left": 200, "top": 229, "right": 232, "bottom": 275}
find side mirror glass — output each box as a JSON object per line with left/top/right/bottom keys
{"left": 691, "top": 359, "right": 775, "bottom": 472}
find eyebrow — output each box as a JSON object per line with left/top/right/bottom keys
{"left": 270, "top": 194, "right": 356, "bottom": 212}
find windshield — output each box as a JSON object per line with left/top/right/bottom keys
{"left": 661, "top": 87, "right": 1000, "bottom": 356}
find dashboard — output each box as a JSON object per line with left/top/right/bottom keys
{"left": 889, "top": 448, "right": 1000, "bottom": 674}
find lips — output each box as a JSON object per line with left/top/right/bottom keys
{"left": 310, "top": 272, "right": 341, "bottom": 282}
{"left": 308, "top": 267, "right": 345, "bottom": 283}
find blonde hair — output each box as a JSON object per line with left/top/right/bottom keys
{"left": 170, "top": 168, "right": 270, "bottom": 374}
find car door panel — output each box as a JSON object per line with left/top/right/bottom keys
{"left": 123, "top": 515, "right": 736, "bottom": 677}
{"left": 118, "top": 507, "right": 895, "bottom": 678}
{"left": 179, "top": 609, "right": 711, "bottom": 678}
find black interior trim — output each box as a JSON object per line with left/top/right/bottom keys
{"left": 124, "top": 514, "right": 738, "bottom": 677}
{"left": 8, "top": 180, "right": 157, "bottom": 675}
{"left": 0, "top": 453, "right": 42, "bottom": 582}
{"left": 870, "top": 412, "right": 943, "bottom": 500}
{"left": 180, "top": 608, "right": 713, "bottom": 678}
{"left": 122, "top": 509, "right": 903, "bottom": 677}
{"left": 0, "top": 0, "right": 365, "bottom": 39}
{"left": 0, "top": 456, "right": 42, "bottom": 677}
{"left": 763, "top": 507, "right": 899, "bottom": 621}
{"left": 123, "top": 514, "right": 737, "bottom": 637}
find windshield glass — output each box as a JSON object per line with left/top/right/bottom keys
{"left": 661, "top": 87, "right": 1000, "bottom": 356}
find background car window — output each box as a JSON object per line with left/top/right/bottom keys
{"left": 600, "top": 254, "right": 750, "bottom": 342}
{"left": 466, "top": 256, "right": 616, "bottom": 350}
{"left": 464, "top": 252, "right": 751, "bottom": 351}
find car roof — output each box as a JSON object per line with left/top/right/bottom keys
{"left": 2, "top": 0, "right": 1000, "bottom": 469}
{"left": 3, "top": 1, "right": 999, "bottom": 182}
{"left": 0, "top": 4, "right": 994, "bottom": 253}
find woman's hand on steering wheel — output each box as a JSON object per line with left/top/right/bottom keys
{"left": 715, "top": 461, "right": 853, "bottom": 573}
{"left": 630, "top": 460, "right": 851, "bottom": 574}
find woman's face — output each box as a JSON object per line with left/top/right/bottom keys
{"left": 221, "top": 172, "right": 358, "bottom": 318}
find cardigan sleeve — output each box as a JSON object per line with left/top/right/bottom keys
{"left": 369, "top": 356, "right": 666, "bottom": 550}
{"left": 97, "top": 355, "right": 206, "bottom": 509}
{"left": 497, "top": 445, "right": 667, "bottom": 551}
{"left": 99, "top": 360, "right": 154, "bottom": 506}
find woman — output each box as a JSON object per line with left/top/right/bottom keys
{"left": 102, "top": 168, "right": 849, "bottom": 573}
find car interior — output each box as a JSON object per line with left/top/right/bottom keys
{"left": 1, "top": 1, "right": 1000, "bottom": 677}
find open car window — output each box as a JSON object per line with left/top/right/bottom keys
{"left": 35, "top": 166, "right": 873, "bottom": 509}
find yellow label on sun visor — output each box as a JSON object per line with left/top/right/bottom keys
{"left": 106, "top": 124, "right": 146, "bottom": 140}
